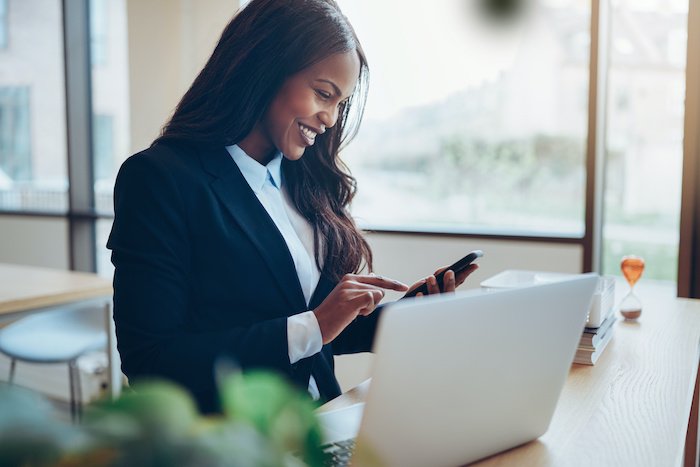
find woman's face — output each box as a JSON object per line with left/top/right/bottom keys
{"left": 241, "top": 51, "right": 361, "bottom": 164}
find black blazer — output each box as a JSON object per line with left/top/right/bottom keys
{"left": 107, "top": 140, "right": 382, "bottom": 413}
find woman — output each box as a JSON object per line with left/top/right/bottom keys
{"left": 107, "top": 0, "right": 476, "bottom": 413}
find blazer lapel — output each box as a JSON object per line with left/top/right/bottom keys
{"left": 309, "top": 274, "right": 335, "bottom": 310}
{"left": 199, "top": 146, "right": 308, "bottom": 312}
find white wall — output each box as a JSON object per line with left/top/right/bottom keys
{"left": 367, "top": 232, "right": 582, "bottom": 297}
{"left": 125, "top": 0, "right": 238, "bottom": 153}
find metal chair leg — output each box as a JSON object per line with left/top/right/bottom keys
{"left": 8, "top": 359, "right": 16, "bottom": 384}
{"left": 74, "top": 361, "right": 83, "bottom": 421}
{"left": 68, "top": 361, "right": 77, "bottom": 423}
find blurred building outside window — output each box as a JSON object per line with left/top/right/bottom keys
{"left": 602, "top": 0, "right": 687, "bottom": 281}
{"left": 339, "top": 0, "right": 688, "bottom": 281}
{"left": 0, "top": 0, "right": 68, "bottom": 213}
{"left": 338, "top": 0, "right": 590, "bottom": 237}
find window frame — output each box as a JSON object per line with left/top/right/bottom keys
{"left": 678, "top": 0, "right": 700, "bottom": 297}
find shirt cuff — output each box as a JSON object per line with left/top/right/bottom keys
{"left": 287, "top": 310, "right": 323, "bottom": 364}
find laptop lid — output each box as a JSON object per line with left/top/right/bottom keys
{"left": 351, "top": 274, "right": 598, "bottom": 467}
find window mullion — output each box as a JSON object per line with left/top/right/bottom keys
{"left": 583, "top": 0, "right": 610, "bottom": 273}
{"left": 63, "top": 0, "right": 96, "bottom": 272}
{"left": 678, "top": 0, "right": 700, "bottom": 297}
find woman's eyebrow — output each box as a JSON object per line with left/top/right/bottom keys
{"left": 315, "top": 78, "right": 342, "bottom": 97}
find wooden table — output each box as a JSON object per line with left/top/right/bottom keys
{"left": 318, "top": 280, "right": 700, "bottom": 467}
{"left": 0, "top": 263, "right": 120, "bottom": 398}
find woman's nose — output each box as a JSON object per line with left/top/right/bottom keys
{"left": 318, "top": 105, "right": 339, "bottom": 129}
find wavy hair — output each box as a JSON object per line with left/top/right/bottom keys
{"left": 155, "top": 0, "right": 372, "bottom": 281}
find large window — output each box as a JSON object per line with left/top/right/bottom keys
{"left": 0, "top": 0, "right": 8, "bottom": 49}
{"left": 339, "top": 0, "right": 590, "bottom": 236}
{"left": 602, "top": 0, "right": 688, "bottom": 281}
{"left": 0, "top": 0, "right": 695, "bottom": 288}
{"left": 340, "top": 0, "right": 689, "bottom": 282}
{"left": 0, "top": 0, "right": 68, "bottom": 213}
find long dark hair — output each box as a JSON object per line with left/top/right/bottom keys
{"left": 155, "top": 0, "right": 372, "bottom": 281}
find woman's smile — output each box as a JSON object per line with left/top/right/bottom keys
{"left": 299, "top": 122, "right": 320, "bottom": 146}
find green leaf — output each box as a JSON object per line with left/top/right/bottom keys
{"left": 219, "top": 371, "right": 324, "bottom": 466}
{"left": 87, "top": 380, "right": 198, "bottom": 440}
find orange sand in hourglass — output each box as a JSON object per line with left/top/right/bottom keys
{"left": 620, "top": 256, "right": 645, "bottom": 319}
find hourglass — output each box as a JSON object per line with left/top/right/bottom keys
{"left": 620, "top": 255, "right": 645, "bottom": 320}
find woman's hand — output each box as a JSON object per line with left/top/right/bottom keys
{"left": 404, "top": 264, "right": 479, "bottom": 298}
{"left": 313, "top": 273, "right": 408, "bottom": 344}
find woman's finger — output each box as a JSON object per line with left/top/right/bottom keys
{"left": 345, "top": 280, "right": 389, "bottom": 293}
{"left": 443, "top": 269, "right": 456, "bottom": 293}
{"left": 350, "top": 274, "right": 409, "bottom": 291}
{"left": 347, "top": 286, "right": 384, "bottom": 302}
{"left": 405, "top": 278, "right": 427, "bottom": 295}
{"left": 357, "top": 289, "right": 381, "bottom": 316}
{"left": 426, "top": 275, "right": 440, "bottom": 295}
{"left": 455, "top": 264, "right": 479, "bottom": 287}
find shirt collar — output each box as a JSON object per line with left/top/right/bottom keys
{"left": 266, "top": 152, "right": 283, "bottom": 189}
{"left": 225, "top": 144, "right": 283, "bottom": 193}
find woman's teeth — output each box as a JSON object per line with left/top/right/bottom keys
{"left": 300, "top": 124, "right": 317, "bottom": 142}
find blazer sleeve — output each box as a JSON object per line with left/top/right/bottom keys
{"left": 107, "top": 153, "right": 299, "bottom": 411}
{"left": 330, "top": 304, "right": 386, "bottom": 355}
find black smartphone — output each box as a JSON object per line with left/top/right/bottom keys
{"left": 404, "top": 250, "right": 483, "bottom": 298}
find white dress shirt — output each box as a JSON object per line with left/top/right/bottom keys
{"left": 226, "top": 144, "right": 323, "bottom": 399}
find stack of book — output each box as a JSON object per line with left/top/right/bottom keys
{"left": 574, "top": 312, "right": 615, "bottom": 365}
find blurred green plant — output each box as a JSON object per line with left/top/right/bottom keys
{"left": 0, "top": 371, "right": 325, "bottom": 467}
{"left": 0, "top": 384, "right": 84, "bottom": 467}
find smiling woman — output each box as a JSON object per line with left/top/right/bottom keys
{"left": 107, "top": 0, "right": 479, "bottom": 414}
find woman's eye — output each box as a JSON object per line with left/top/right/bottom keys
{"left": 316, "top": 90, "right": 331, "bottom": 99}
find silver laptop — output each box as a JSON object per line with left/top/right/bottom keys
{"left": 317, "top": 274, "right": 598, "bottom": 467}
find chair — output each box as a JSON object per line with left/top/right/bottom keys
{"left": 0, "top": 306, "right": 108, "bottom": 421}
